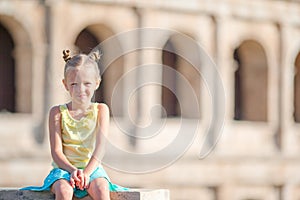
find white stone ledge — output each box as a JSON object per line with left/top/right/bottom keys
{"left": 0, "top": 188, "right": 169, "bottom": 200}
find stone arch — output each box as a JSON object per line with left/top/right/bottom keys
{"left": 293, "top": 51, "right": 300, "bottom": 122}
{"left": 161, "top": 33, "right": 201, "bottom": 118}
{"left": 233, "top": 40, "right": 268, "bottom": 121}
{"left": 0, "top": 23, "right": 15, "bottom": 112}
{"left": 162, "top": 39, "right": 179, "bottom": 117}
{"left": 74, "top": 24, "right": 124, "bottom": 116}
{"left": 0, "top": 15, "right": 32, "bottom": 113}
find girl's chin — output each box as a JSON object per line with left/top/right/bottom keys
{"left": 74, "top": 97, "right": 91, "bottom": 104}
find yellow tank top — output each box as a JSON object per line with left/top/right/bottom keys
{"left": 52, "top": 103, "right": 99, "bottom": 169}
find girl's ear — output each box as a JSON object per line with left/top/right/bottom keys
{"left": 95, "top": 79, "right": 101, "bottom": 90}
{"left": 62, "top": 79, "right": 69, "bottom": 91}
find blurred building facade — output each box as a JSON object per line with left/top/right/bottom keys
{"left": 1, "top": 0, "right": 300, "bottom": 199}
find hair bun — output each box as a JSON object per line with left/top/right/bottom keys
{"left": 63, "top": 49, "right": 71, "bottom": 62}
{"left": 89, "top": 49, "right": 102, "bottom": 63}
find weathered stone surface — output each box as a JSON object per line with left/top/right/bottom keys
{"left": 0, "top": 189, "right": 54, "bottom": 200}
{"left": 0, "top": 188, "right": 169, "bottom": 200}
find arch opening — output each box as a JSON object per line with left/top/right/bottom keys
{"left": 233, "top": 40, "right": 268, "bottom": 121}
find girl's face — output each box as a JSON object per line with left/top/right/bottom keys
{"left": 63, "top": 66, "right": 100, "bottom": 106}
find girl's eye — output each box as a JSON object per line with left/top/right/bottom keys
{"left": 85, "top": 82, "right": 92, "bottom": 86}
{"left": 71, "top": 83, "right": 77, "bottom": 86}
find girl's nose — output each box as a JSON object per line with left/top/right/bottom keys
{"left": 79, "top": 83, "right": 85, "bottom": 92}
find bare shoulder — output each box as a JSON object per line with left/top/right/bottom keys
{"left": 49, "top": 105, "right": 60, "bottom": 114}
{"left": 97, "top": 103, "right": 110, "bottom": 117}
{"left": 49, "top": 105, "right": 61, "bottom": 119}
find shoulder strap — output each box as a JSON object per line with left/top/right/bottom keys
{"left": 93, "top": 103, "right": 99, "bottom": 118}
{"left": 59, "top": 104, "right": 68, "bottom": 113}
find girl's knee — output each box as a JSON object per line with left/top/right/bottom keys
{"left": 98, "top": 179, "right": 109, "bottom": 191}
{"left": 88, "top": 178, "right": 110, "bottom": 199}
{"left": 52, "top": 179, "right": 73, "bottom": 199}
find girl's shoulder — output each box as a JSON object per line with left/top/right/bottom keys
{"left": 96, "top": 102, "right": 109, "bottom": 109}
{"left": 96, "top": 103, "right": 110, "bottom": 117}
{"left": 49, "top": 105, "right": 61, "bottom": 113}
{"left": 49, "top": 104, "right": 67, "bottom": 113}
{"left": 48, "top": 105, "right": 62, "bottom": 120}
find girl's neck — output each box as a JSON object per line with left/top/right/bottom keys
{"left": 68, "top": 102, "right": 92, "bottom": 112}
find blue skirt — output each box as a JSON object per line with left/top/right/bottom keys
{"left": 20, "top": 166, "right": 128, "bottom": 198}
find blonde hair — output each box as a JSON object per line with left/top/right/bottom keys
{"left": 62, "top": 49, "right": 102, "bottom": 81}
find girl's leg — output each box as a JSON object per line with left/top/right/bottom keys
{"left": 87, "top": 177, "right": 110, "bottom": 200}
{"left": 51, "top": 179, "right": 74, "bottom": 200}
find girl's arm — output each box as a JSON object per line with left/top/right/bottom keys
{"left": 83, "top": 103, "right": 110, "bottom": 178}
{"left": 49, "top": 106, "right": 78, "bottom": 173}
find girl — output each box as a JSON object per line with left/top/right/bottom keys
{"left": 21, "top": 49, "right": 128, "bottom": 200}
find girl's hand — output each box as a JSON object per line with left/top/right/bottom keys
{"left": 76, "top": 170, "right": 90, "bottom": 190}
{"left": 77, "top": 169, "right": 85, "bottom": 190}
{"left": 70, "top": 169, "right": 90, "bottom": 190}
{"left": 70, "top": 169, "right": 81, "bottom": 188}
{"left": 81, "top": 172, "right": 90, "bottom": 190}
